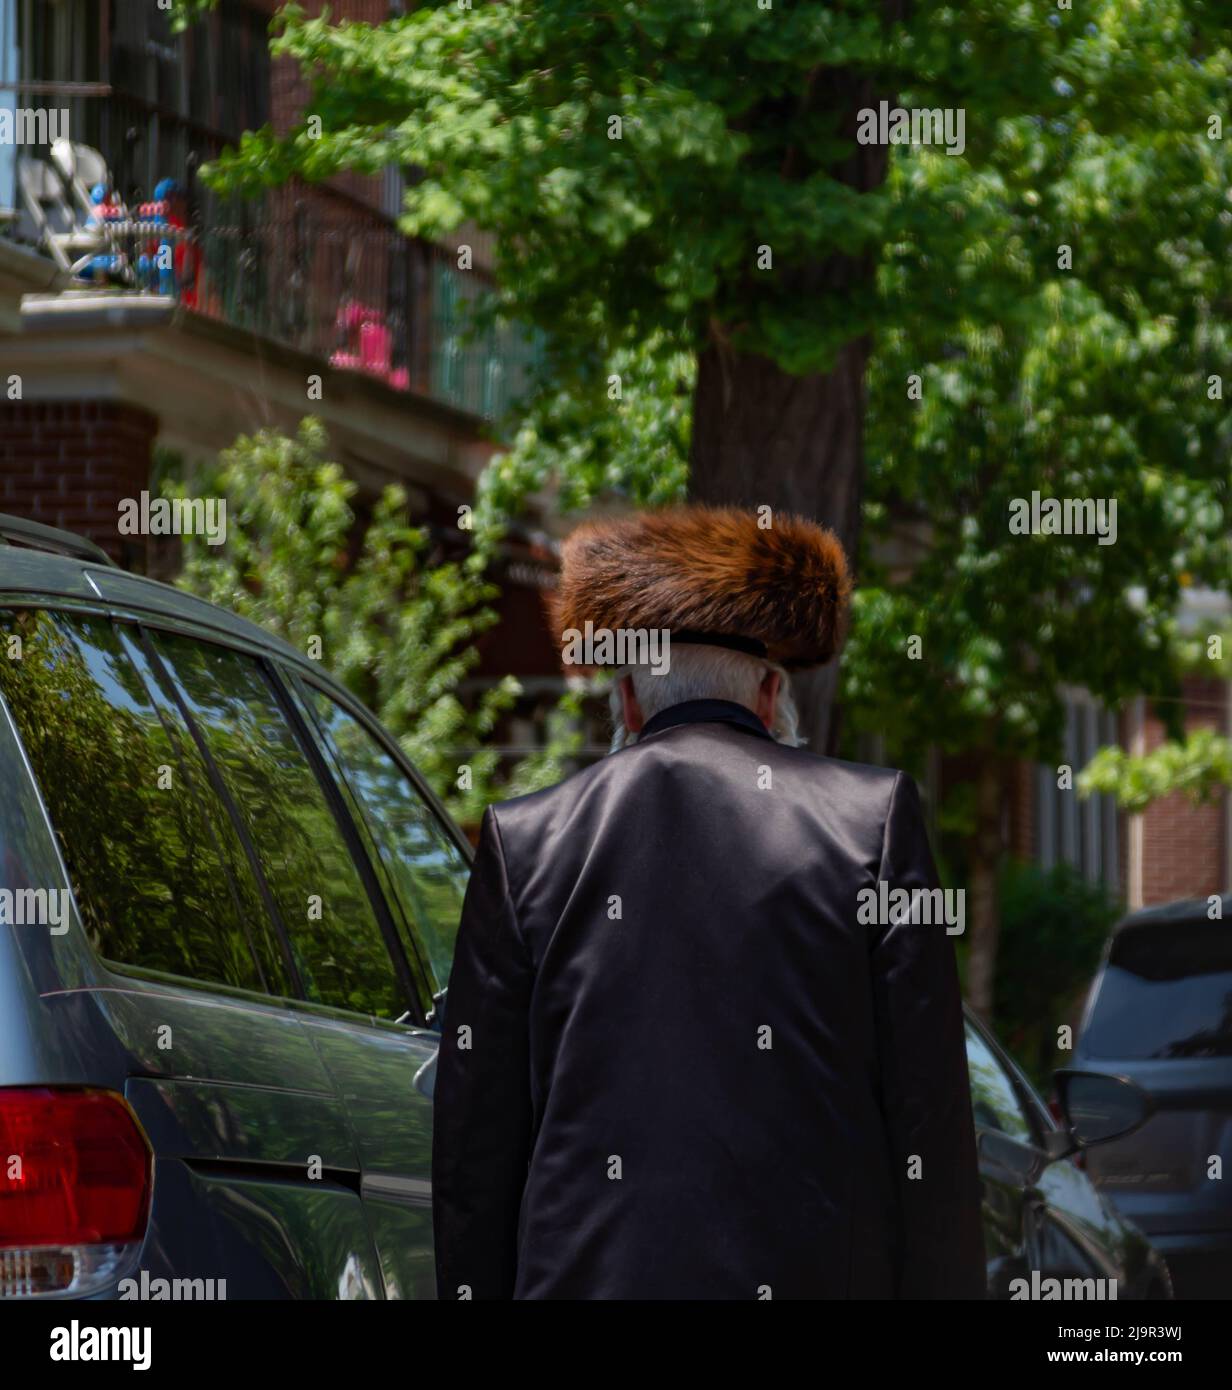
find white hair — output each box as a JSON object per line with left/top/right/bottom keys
{"left": 608, "top": 644, "right": 801, "bottom": 752}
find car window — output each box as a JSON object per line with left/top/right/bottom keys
{"left": 0, "top": 610, "right": 286, "bottom": 994}
{"left": 149, "top": 631, "right": 406, "bottom": 1020}
{"left": 1082, "top": 921, "right": 1232, "bottom": 1059}
{"left": 965, "top": 1023, "right": 1034, "bottom": 1142}
{"left": 298, "top": 681, "right": 468, "bottom": 990}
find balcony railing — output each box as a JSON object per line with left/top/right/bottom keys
{"left": 1, "top": 88, "right": 540, "bottom": 423}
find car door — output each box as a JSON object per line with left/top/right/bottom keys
{"left": 0, "top": 606, "right": 382, "bottom": 1298}
{"left": 285, "top": 671, "right": 473, "bottom": 1300}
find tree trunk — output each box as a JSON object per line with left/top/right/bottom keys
{"left": 685, "top": 43, "right": 902, "bottom": 751}
{"left": 688, "top": 337, "right": 869, "bottom": 752}
{"left": 964, "top": 755, "right": 1006, "bottom": 1021}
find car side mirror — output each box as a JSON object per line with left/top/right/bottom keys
{"left": 1053, "top": 1069, "right": 1152, "bottom": 1148}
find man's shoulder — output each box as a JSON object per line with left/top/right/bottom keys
{"left": 774, "top": 743, "right": 908, "bottom": 817}
{"left": 487, "top": 743, "right": 634, "bottom": 833}
{"left": 776, "top": 742, "right": 903, "bottom": 788}
{"left": 490, "top": 735, "right": 905, "bottom": 835}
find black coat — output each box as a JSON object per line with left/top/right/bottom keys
{"left": 432, "top": 699, "right": 985, "bottom": 1299}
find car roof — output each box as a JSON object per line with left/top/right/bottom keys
{"left": 0, "top": 542, "right": 310, "bottom": 672}
{"left": 1112, "top": 894, "right": 1232, "bottom": 935}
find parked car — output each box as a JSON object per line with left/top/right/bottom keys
{"left": 1073, "top": 895, "right": 1232, "bottom": 1298}
{"left": 966, "top": 1007, "right": 1171, "bottom": 1299}
{"left": 0, "top": 515, "right": 1172, "bottom": 1300}
{"left": 0, "top": 515, "right": 467, "bottom": 1299}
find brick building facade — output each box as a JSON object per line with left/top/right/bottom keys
{"left": 1003, "top": 673, "right": 1230, "bottom": 911}
{"left": 0, "top": 0, "right": 560, "bottom": 700}
{"left": 1128, "top": 677, "right": 1229, "bottom": 907}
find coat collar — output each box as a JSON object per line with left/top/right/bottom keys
{"left": 638, "top": 698, "right": 774, "bottom": 743}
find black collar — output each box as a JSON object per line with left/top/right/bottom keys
{"left": 638, "top": 698, "right": 774, "bottom": 743}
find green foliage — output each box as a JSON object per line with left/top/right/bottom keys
{"left": 163, "top": 418, "right": 575, "bottom": 824}
{"left": 182, "top": 0, "right": 1232, "bottom": 566}
{"left": 184, "top": 0, "right": 1108, "bottom": 518}
{"left": 1077, "top": 623, "right": 1232, "bottom": 813}
{"left": 171, "top": 0, "right": 1232, "bottom": 819}
{"left": 1168, "top": 623, "right": 1232, "bottom": 682}
{"left": 168, "top": 0, "right": 216, "bottom": 35}
{"left": 845, "top": 1, "right": 1232, "bottom": 777}
{"left": 502, "top": 686, "right": 594, "bottom": 800}
{"left": 1079, "top": 729, "right": 1232, "bottom": 813}
{"left": 994, "top": 860, "right": 1121, "bottom": 1089}
{"left": 473, "top": 334, "right": 691, "bottom": 541}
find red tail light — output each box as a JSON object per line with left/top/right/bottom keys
{"left": 0, "top": 1088, "right": 152, "bottom": 1296}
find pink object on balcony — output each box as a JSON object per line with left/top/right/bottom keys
{"left": 388, "top": 367, "right": 410, "bottom": 391}
{"left": 330, "top": 351, "right": 363, "bottom": 371}
{"left": 360, "top": 321, "right": 390, "bottom": 375}
{"left": 340, "top": 300, "right": 378, "bottom": 332}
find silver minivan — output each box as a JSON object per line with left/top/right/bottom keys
{"left": 0, "top": 514, "right": 467, "bottom": 1299}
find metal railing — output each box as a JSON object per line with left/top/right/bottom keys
{"left": 1, "top": 88, "right": 541, "bottom": 423}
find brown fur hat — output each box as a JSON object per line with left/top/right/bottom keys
{"left": 548, "top": 505, "right": 851, "bottom": 670}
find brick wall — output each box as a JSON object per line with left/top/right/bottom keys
{"left": 0, "top": 401, "right": 156, "bottom": 567}
{"left": 1137, "top": 676, "right": 1228, "bottom": 905}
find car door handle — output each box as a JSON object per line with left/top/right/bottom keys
{"left": 413, "top": 1048, "right": 437, "bottom": 1101}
